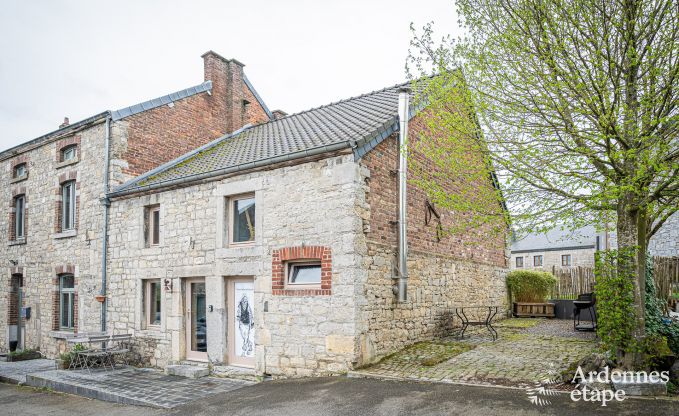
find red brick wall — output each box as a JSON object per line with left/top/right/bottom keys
{"left": 361, "top": 112, "right": 507, "bottom": 268}
{"left": 272, "top": 246, "right": 332, "bottom": 296}
{"left": 121, "top": 52, "right": 270, "bottom": 178}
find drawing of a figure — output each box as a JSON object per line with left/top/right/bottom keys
{"left": 236, "top": 294, "right": 254, "bottom": 356}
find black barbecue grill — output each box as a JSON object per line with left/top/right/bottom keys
{"left": 573, "top": 292, "right": 597, "bottom": 332}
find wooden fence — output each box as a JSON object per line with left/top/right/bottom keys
{"left": 549, "top": 257, "right": 679, "bottom": 308}
{"left": 551, "top": 266, "right": 596, "bottom": 299}
{"left": 653, "top": 257, "right": 679, "bottom": 312}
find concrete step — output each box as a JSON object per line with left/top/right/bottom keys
{"left": 165, "top": 364, "right": 209, "bottom": 379}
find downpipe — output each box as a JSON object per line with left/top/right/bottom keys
{"left": 395, "top": 87, "right": 410, "bottom": 302}
{"left": 100, "top": 114, "right": 111, "bottom": 333}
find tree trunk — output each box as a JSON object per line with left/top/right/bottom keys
{"left": 616, "top": 195, "right": 645, "bottom": 337}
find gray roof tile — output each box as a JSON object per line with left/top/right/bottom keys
{"left": 112, "top": 79, "right": 423, "bottom": 196}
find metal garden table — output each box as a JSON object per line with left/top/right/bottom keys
{"left": 453, "top": 305, "right": 500, "bottom": 341}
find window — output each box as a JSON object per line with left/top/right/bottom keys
{"left": 515, "top": 257, "right": 524, "bottom": 268}
{"left": 143, "top": 279, "right": 161, "bottom": 327}
{"left": 13, "top": 163, "right": 26, "bottom": 178}
{"left": 61, "top": 145, "right": 77, "bottom": 162}
{"left": 61, "top": 181, "right": 76, "bottom": 231}
{"left": 230, "top": 195, "right": 255, "bottom": 244}
{"left": 14, "top": 195, "right": 25, "bottom": 239}
{"left": 144, "top": 205, "right": 160, "bottom": 246}
{"left": 287, "top": 262, "right": 322, "bottom": 286}
{"left": 562, "top": 254, "right": 572, "bottom": 267}
{"left": 59, "top": 274, "right": 75, "bottom": 330}
{"left": 533, "top": 255, "right": 543, "bottom": 267}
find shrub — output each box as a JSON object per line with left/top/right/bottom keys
{"left": 506, "top": 270, "right": 557, "bottom": 302}
{"left": 594, "top": 249, "right": 637, "bottom": 357}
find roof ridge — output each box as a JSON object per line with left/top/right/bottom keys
{"left": 272, "top": 78, "right": 414, "bottom": 122}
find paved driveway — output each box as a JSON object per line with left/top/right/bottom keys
{"left": 351, "top": 319, "right": 597, "bottom": 388}
{"left": 1, "top": 376, "right": 677, "bottom": 416}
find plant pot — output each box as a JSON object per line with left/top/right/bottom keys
{"left": 9, "top": 341, "right": 18, "bottom": 352}
{"left": 95, "top": 295, "right": 106, "bottom": 303}
{"left": 56, "top": 359, "right": 68, "bottom": 370}
{"left": 513, "top": 302, "right": 555, "bottom": 318}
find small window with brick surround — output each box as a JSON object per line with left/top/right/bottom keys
{"left": 14, "top": 195, "right": 25, "bottom": 239}
{"left": 61, "top": 181, "right": 76, "bottom": 231}
{"left": 61, "top": 145, "right": 78, "bottom": 162}
{"left": 59, "top": 274, "right": 75, "bottom": 330}
{"left": 143, "top": 279, "right": 161, "bottom": 327}
{"left": 144, "top": 205, "right": 160, "bottom": 247}
{"left": 562, "top": 254, "right": 572, "bottom": 267}
{"left": 515, "top": 257, "right": 523, "bottom": 268}
{"left": 228, "top": 194, "right": 255, "bottom": 245}
{"left": 13, "top": 163, "right": 27, "bottom": 178}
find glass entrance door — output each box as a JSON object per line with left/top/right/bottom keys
{"left": 185, "top": 279, "right": 207, "bottom": 361}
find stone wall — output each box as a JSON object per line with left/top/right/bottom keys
{"left": 649, "top": 212, "right": 679, "bottom": 257}
{"left": 106, "top": 153, "right": 365, "bottom": 376}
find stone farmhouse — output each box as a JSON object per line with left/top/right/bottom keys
{"left": 510, "top": 225, "right": 611, "bottom": 270}
{"left": 2, "top": 51, "right": 509, "bottom": 377}
{"left": 1, "top": 51, "right": 272, "bottom": 356}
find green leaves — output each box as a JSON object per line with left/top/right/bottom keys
{"left": 506, "top": 270, "right": 557, "bottom": 302}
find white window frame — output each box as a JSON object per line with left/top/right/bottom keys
{"left": 227, "top": 194, "right": 256, "bottom": 246}
{"left": 14, "top": 195, "right": 25, "bottom": 239}
{"left": 562, "top": 254, "right": 572, "bottom": 267}
{"left": 515, "top": 257, "right": 524, "bottom": 268}
{"left": 143, "top": 279, "right": 162, "bottom": 328}
{"left": 61, "top": 145, "right": 77, "bottom": 162}
{"left": 61, "top": 181, "right": 76, "bottom": 231}
{"left": 533, "top": 255, "right": 543, "bottom": 267}
{"left": 59, "top": 274, "right": 75, "bottom": 331}
{"left": 285, "top": 261, "right": 322, "bottom": 288}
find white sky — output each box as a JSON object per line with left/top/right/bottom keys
{"left": 0, "top": 0, "right": 461, "bottom": 152}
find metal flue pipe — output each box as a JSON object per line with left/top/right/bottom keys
{"left": 397, "top": 87, "right": 410, "bottom": 302}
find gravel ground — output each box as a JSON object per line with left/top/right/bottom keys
{"left": 524, "top": 319, "right": 597, "bottom": 340}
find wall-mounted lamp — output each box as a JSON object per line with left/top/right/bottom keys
{"left": 164, "top": 278, "right": 173, "bottom": 292}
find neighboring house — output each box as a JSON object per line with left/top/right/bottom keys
{"left": 105, "top": 81, "right": 509, "bottom": 376}
{"left": 0, "top": 51, "right": 272, "bottom": 356}
{"left": 510, "top": 225, "right": 610, "bottom": 270}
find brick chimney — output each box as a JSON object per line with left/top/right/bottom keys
{"left": 202, "top": 51, "right": 248, "bottom": 134}
{"left": 59, "top": 117, "right": 70, "bottom": 128}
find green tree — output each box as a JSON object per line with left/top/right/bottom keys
{"left": 407, "top": 0, "right": 679, "bottom": 344}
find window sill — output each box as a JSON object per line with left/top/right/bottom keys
{"left": 49, "top": 330, "right": 76, "bottom": 339}
{"left": 8, "top": 238, "right": 26, "bottom": 246}
{"left": 10, "top": 174, "right": 28, "bottom": 184}
{"left": 216, "top": 244, "right": 262, "bottom": 258}
{"left": 54, "top": 230, "right": 77, "bottom": 239}
{"left": 56, "top": 158, "right": 79, "bottom": 169}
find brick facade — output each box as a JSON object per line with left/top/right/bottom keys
{"left": 118, "top": 52, "right": 270, "bottom": 179}
{"left": 271, "top": 246, "right": 332, "bottom": 296}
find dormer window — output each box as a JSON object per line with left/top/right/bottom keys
{"left": 13, "top": 163, "right": 27, "bottom": 178}
{"left": 61, "top": 145, "right": 77, "bottom": 162}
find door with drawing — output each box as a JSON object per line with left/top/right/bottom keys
{"left": 226, "top": 278, "right": 255, "bottom": 367}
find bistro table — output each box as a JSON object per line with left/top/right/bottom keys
{"left": 453, "top": 305, "right": 500, "bottom": 341}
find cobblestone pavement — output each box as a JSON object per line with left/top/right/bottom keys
{"left": 352, "top": 319, "right": 597, "bottom": 388}
{"left": 27, "top": 367, "right": 252, "bottom": 408}
{"left": 0, "top": 359, "right": 55, "bottom": 384}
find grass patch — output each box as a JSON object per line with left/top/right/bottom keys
{"left": 375, "top": 341, "right": 474, "bottom": 367}
{"left": 495, "top": 318, "right": 544, "bottom": 329}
